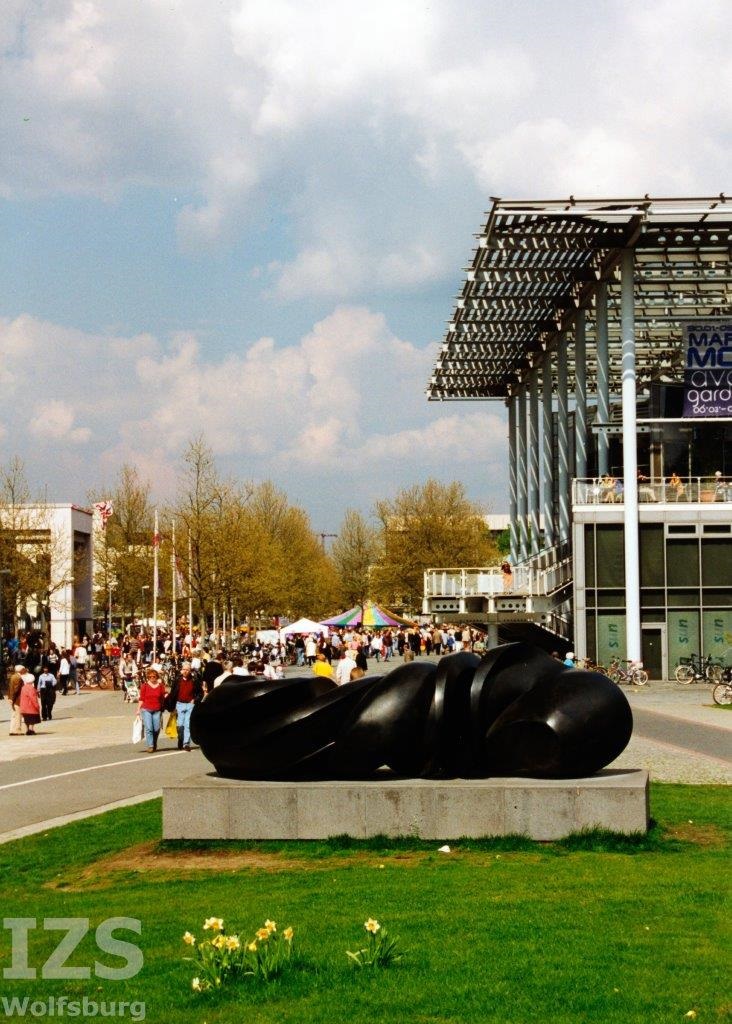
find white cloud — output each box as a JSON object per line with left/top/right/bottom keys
{"left": 4, "top": 1, "right": 727, "bottom": 292}
{"left": 28, "top": 400, "right": 91, "bottom": 445}
{"left": 0, "top": 309, "right": 507, "bottom": 519}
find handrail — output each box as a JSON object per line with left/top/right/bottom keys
{"left": 424, "top": 555, "right": 573, "bottom": 600}
{"left": 573, "top": 476, "right": 732, "bottom": 505}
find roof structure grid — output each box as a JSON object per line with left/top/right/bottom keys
{"left": 427, "top": 196, "right": 732, "bottom": 401}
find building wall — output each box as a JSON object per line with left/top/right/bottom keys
{"left": 573, "top": 506, "right": 732, "bottom": 677}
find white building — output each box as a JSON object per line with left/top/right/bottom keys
{"left": 0, "top": 503, "right": 93, "bottom": 649}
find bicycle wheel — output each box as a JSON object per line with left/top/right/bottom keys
{"left": 675, "top": 665, "right": 694, "bottom": 683}
{"left": 98, "top": 666, "right": 114, "bottom": 689}
{"left": 705, "top": 664, "right": 723, "bottom": 682}
{"left": 712, "top": 682, "right": 732, "bottom": 706}
{"left": 632, "top": 668, "right": 649, "bottom": 686}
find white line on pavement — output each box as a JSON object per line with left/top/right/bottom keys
{"left": 0, "top": 751, "right": 182, "bottom": 791}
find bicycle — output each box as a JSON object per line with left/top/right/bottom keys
{"left": 712, "top": 666, "right": 732, "bottom": 706}
{"left": 76, "top": 664, "right": 116, "bottom": 689}
{"left": 577, "top": 658, "right": 609, "bottom": 675}
{"left": 674, "top": 653, "right": 720, "bottom": 684}
{"left": 607, "top": 658, "right": 649, "bottom": 686}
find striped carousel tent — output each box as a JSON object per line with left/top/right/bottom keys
{"left": 320, "top": 600, "right": 415, "bottom": 629}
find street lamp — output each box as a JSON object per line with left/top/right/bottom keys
{"left": 67, "top": 576, "right": 75, "bottom": 650}
{"left": 0, "top": 569, "right": 9, "bottom": 694}
{"left": 108, "top": 584, "right": 114, "bottom": 638}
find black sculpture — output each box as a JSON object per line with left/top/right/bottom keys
{"left": 190, "top": 643, "right": 632, "bottom": 780}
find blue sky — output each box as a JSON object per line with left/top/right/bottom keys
{"left": 1, "top": 0, "right": 729, "bottom": 532}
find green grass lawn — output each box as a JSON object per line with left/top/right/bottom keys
{"left": 0, "top": 784, "right": 729, "bottom": 1024}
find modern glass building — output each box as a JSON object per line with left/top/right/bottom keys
{"left": 425, "top": 197, "right": 731, "bottom": 677}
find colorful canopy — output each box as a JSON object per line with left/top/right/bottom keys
{"left": 320, "top": 601, "right": 414, "bottom": 629}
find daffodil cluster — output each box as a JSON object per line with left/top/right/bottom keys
{"left": 347, "top": 917, "right": 403, "bottom": 969}
{"left": 184, "top": 917, "right": 295, "bottom": 992}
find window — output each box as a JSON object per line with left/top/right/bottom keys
{"left": 666, "top": 539, "right": 699, "bottom": 587}
{"left": 596, "top": 526, "right": 625, "bottom": 588}
{"left": 701, "top": 539, "right": 732, "bottom": 587}
{"left": 640, "top": 525, "right": 664, "bottom": 587}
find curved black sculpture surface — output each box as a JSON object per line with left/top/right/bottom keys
{"left": 190, "top": 643, "right": 632, "bottom": 780}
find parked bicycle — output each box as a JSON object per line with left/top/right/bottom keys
{"left": 712, "top": 665, "right": 732, "bottom": 706}
{"left": 76, "top": 664, "right": 116, "bottom": 689}
{"left": 674, "top": 653, "right": 722, "bottom": 684}
{"left": 607, "top": 658, "right": 649, "bottom": 686}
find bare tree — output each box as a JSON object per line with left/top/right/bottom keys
{"left": 332, "top": 509, "right": 378, "bottom": 607}
{"left": 370, "top": 479, "right": 499, "bottom": 613}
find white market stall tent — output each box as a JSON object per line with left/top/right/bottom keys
{"left": 279, "top": 618, "right": 329, "bottom": 638}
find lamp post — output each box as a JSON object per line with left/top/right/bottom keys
{"left": 0, "top": 568, "right": 9, "bottom": 694}
{"left": 66, "top": 576, "right": 75, "bottom": 651}
{"left": 108, "top": 584, "right": 114, "bottom": 638}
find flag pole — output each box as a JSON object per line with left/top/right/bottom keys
{"left": 188, "top": 528, "right": 193, "bottom": 642}
{"left": 171, "top": 519, "right": 177, "bottom": 662}
{"left": 153, "top": 509, "right": 159, "bottom": 660}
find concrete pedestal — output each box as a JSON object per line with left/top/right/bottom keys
{"left": 163, "top": 770, "right": 649, "bottom": 841}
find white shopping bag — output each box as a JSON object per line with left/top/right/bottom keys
{"left": 132, "top": 716, "right": 143, "bottom": 744}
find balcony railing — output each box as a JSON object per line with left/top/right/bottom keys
{"left": 424, "top": 555, "right": 573, "bottom": 601}
{"left": 573, "top": 476, "right": 732, "bottom": 505}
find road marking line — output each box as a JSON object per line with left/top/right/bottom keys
{"left": 0, "top": 752, "right": 182, "bottom": 791}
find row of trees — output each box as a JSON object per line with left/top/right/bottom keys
{"left": 1, "top": 440, "right": 500, "bottom": 632}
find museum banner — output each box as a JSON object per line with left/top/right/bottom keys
{"left": 682, "top": 319, "right": 732, "bottom": 418}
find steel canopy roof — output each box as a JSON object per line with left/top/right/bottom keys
{"left": 427, "top": 196, "right": 732, "bottom": 401}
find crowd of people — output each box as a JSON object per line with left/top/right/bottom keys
{"left": 3, "top": 622, "right": 488, "bottom": 742}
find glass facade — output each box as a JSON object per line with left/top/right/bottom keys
{"left": 583, "top": 524, "right": 732, "bottom": 675}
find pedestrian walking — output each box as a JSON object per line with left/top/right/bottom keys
{"left": 37, "top": 667, "right": 57, "bottom": 721}
{"left": 166, "top": 660, "right": 202, "bottom": 751}
{"left": 8, "top": 665, "right": 25, "bottom": 735}
{"left": 19, "top": 673, "right": 41, "bottom": 735}
{"left": 136, "top": 665, "right": 167, "bottom": 752}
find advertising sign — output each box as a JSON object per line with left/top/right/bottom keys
{"left": 682, "top": 320, "right": 732, "bottom": 418}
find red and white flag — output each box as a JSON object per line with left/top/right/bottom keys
{"left": 93, "top": 500, "right": 114, "bottom": 528}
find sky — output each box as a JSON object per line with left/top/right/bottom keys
{"left": 1, "top": 0, "right": 730, "bottom": 533}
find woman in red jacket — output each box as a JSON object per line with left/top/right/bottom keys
{"left": 137, "top": 665, "right": 167, "bottom": 752}
{"left": 19, "top": 673, "right": 41, "bottom": 735}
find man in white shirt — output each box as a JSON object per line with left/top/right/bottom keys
{"left": 37, "top": 668, "right": 56, "bottom": 721}
{"left": 335, "top": 649, "right": 357, "bottom": 685}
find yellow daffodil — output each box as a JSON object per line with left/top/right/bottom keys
{"left": 684, "top": 1013, "right": 697, "bottom": 1020}
{"left": 191, "top": 977, "right": 202, "bottom": 992}
{"left": 203, "top": 917, "right": 224, "bottom": 931}
{"left": 225, "top": 935, "right": 241, "bottom": 951}
{"left": 211, "top": 934, "right": 226, "bottom": 949}
{"left": 182, "top": 931, "right": 196, "bottom": 946}
{"left": 364, "top": 918, "right": 381, "bottom": 934}
{"left": 256, "top": 928, "right": 270, "bottom": 941}
{"left": 283, "top": 927, "right": 294, "bottom": 942}
{"left": 264, "top": 919, "right": 277, "bottom": 933}
{"left": 247, "top": 940, "right": 258, "bottom": 952}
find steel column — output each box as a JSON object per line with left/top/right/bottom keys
{"left": 574, "top": 310, "right": 588, "bottom": 479}
{"left": 517, "top": 385, "right": 529, "bottom": 562}
{"left": 596, "top": 281, "right": 610, "bottom": 476}
{"left": 621, "top": 249, "right": 641, "bottom": 664}
{"left": 529, "top": 369, "right": 541, "bottom": 555}
{"left": 557, "top": 335, "right": 570, "bottom": 544}
{"left": 508, "top": 397, "right": 518, "bottom": 564}
{"left": 542, "top": 351, "right": 556, "bottom": 548}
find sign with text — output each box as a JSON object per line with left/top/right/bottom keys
{"left": 682, "top": 320, "right": 732, "bottom": 418}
